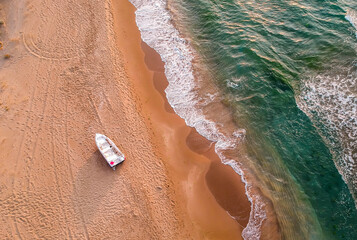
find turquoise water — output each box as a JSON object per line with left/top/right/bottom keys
{"left": 170, "top": 0, "right": 357, "bottom": 239}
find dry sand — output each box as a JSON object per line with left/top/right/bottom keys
{"left": 0, "top": 0, "right": 251, "bottom": 239}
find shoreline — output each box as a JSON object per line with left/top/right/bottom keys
{"left": 111, "top": 0, "right": 252, "bottom": 237}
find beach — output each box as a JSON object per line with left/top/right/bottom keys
{"left": 0, "top": 0, "right": 253, "bottom": 239}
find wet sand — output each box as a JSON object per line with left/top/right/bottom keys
{"left": 0, "top": 0, "right": 251, "bottom": 239}
{"left": 113, "top": 0, "right": 252, "bottom": 237}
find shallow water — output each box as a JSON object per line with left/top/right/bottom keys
{"left": 130, "top": 0, "right": 357, "bottom": 238}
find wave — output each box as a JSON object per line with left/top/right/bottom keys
{"left": 128, "top": 0, "right": 265, "bottom": 238}
{"left": 297, "top": 70, "right": 357, "bottom": 204}
{"left": 346, "top": 9, "right": 357, "bottom": 38}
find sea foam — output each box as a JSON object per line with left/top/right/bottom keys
{"left": 128, "top": 0, "right": 265, "bottom": 238}
{"left": 297, "top": 71, "right": 357, "bottom": 204}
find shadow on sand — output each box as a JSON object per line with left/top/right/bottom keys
{"left": 73, "top": 150, "right": 124, "bottom": 222}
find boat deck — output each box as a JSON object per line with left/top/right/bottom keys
{"left": 96, "top": 134, "right": 125, "bottom": 167}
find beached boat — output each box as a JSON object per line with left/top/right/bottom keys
{"left": 95, "top": 133, "right": 125, "bottom": 170}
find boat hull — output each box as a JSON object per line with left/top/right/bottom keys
{"left": 95, "top": 133, "right": 125, "bottom": 169}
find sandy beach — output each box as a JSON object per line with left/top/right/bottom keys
{"left": 0, "top": 0, "right": 252, "bottom": 239}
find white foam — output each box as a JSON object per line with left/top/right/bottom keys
{"left": 297, "top": 72, "right": 357, "bottom": 203}
{"left": 128, "top": 0, "right": 266, "bottom": 238}
{"left": 227, "top": 160, "right": 266, "bottom": 240}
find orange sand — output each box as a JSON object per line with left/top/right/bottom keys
{"left": 0, "top": 0, "right": 253, "bottom": 239}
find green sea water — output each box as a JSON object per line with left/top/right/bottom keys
{"left": 171, "top": 0, "right": 357, "bottom": 239}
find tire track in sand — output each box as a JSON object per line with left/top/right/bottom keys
{"left": 13, "top": 30, "right": 79, "bottom": 238}
{"left": 10, "top": 56, "right": 45, "bottom": 238}
{"left": 22, "top": 33, "right": 83, "bottom": 61}
{"left": 11, "top": 57, "right": 44, "bottom": 191}
{"left": 88, "top": 95, "right": 106, "bottom": 129}
{"left": 64, "top": 97, "right": 90, "bottom": 240}
{"left": 12, "top": 61, "right": 60, "bottom": 238}
{"left": 12, "top": 217, "right": 23, "bottom": 240}
{"left": 49, "top": 62, "right": 73, "bottom": 240}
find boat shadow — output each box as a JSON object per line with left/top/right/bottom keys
{"left": 73, "top": 149, "right": 124, "bottom": 222}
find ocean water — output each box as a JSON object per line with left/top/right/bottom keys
{"left": 129, "top": 0, "right": 357, "bottom": 239}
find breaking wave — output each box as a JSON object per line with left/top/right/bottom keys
{"left": 297, "top": 70, "right": 357, "bottom": 203}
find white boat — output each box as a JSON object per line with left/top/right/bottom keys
{"left": 95, "top": 133, "right": 125, "bottom": 170}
